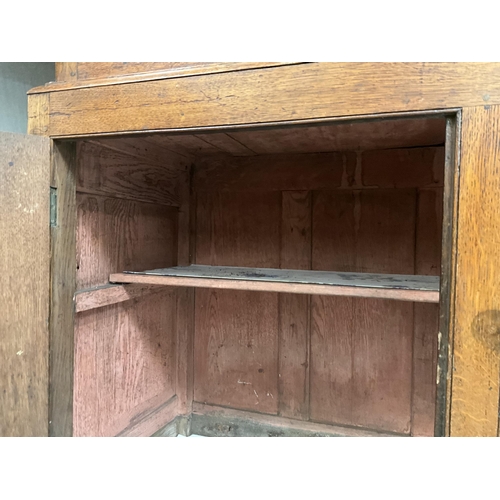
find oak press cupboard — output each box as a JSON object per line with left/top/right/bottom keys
{"left": 1, "top": 63, "right": 499, "bottom": 437}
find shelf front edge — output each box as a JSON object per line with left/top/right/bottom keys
{"left": 109, "top": 273, "right": 440, "bottom": 303}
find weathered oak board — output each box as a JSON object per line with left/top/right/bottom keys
{"left": 31, "top": 63, "right": 500, "bottom": 137}
{"left": 0, "top": 132, "right": 50, "bottom": 436}
{"left": 77, "top": 62, "right": 267, "bottom": 81}
{"left": 48, "top": 62, "right": 298, "bottom": 89}
{"left": 450, "top": 105, "right": 500, "bottom": 437}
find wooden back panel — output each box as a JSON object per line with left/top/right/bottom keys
{"left": 193, "top": 146, "right": 444, "bottom": 435}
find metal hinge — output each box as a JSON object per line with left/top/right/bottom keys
{"left": 50, "top": 187, "right": 57, "bottom": 227}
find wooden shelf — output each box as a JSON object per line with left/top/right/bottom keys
{"left": 110, "top": 265, "right": 440, "bottom": 303}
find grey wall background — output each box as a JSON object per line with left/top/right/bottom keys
{"left": 0, "top": 63, "right": 55, "bottom": 134}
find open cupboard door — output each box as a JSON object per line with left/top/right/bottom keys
{"left": 0, "top": 132, "right": 50, "bottom": 436}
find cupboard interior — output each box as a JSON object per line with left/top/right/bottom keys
{"left": 73, "top": 116, "right": 446, "bottom": 437}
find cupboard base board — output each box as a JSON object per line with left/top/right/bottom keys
{"left": 150, "top": 403, "right": 406, "bottom": 437}
{"left": 189, "top": 403, "right": 401, "bottom": 437}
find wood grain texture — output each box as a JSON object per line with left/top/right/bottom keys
{"left": 195, "top": 148, "right": 445, "bottom": 193}
{"left": 33, "top": 62, "right": 299, "bottom": 93}
{"left": 119, "top": 265, "right": 439, "bottom": 291}
{"left": 194, "top": 132, "right": 256, "bottom": 156}
{"left": 279, "top": 192, "right": 311, "bottom": 419}
{"left": 194, "top": 289, "right": 279, "bottom": 414}
{"left": 73, "top": 134, "right": 188, "bottom": 435}
{"left": 49, "top": 141, "right": 77, "bottom": 436}
{"left": 194, "top": 191, "right": 281, "bottom": 413}
{"left": 55, "top": 63, "right": 77, "bottom": 82}
{"left": 111, "top": 271, "right": 439, "bottom": 302}
{"left": 76, "top": 193, "right": 177, "bottom": 290}
{"left": 0, "top": 132, "right": 50, "bottom": 436}
{"left": 437, "top": 116, "right": 461, "bottom": 436}
{"left": 87, "top": 136, "right": 194, "bottom": 168}
{"left": 77, "top": 62, "right": 292, "bottom": 81}
{"left": 412, "top": 189, "right": 443, "bottom": 436}
{"left": 76, "top": 194, "right": 178, "bottom": 289}
{"left": 75, "top": 284, "right": 165, "bottom": 312}
{"left": 187, "top": 143, "right": 444, "bottom": 433}
{"left": 44, "top": 63, "right": 500, "bottom": 137}
{"left": 229, "top": 117, "right": 446, "bottom": 155}
{"left": 362, "top": 147, "right": 445, "bottom": 188}
{"left": 310, "top": 190, "right": 416, "bottom": 434}
{"left": 176, "top": 287, "right": 194, "bottom": 416}
{"left": 65, "top": 118, "right": 445, "bottom": 160}
{"left": 175, "top": 164, "right": 195, "bottom": 415}
{"left": 177, "top": 167, "right": 192, "bottom": 267}
{"left": 352, "top": 189, "right": 416, "bottom": 433}
{"left": 450, "top": 105, "right": 500, "bottom": 436}
{"left": 349, "top": 190, "right": 415, "bottom": 434}
{"left": 74, "top": 140, "right": 182, "bottom": 436}
{"left": 77, "top": 141, "right": 181, "bottom": 206}
{"left": 195, "top": 153, "right": 347, "bottom": 192}
{"left": 116, "top": 395, "right": 178, "bottom": 437}
{"left": 195, "top": 191, "right": 281, "bottom": 267}
{"left": 27, "top": 93, "right": 49, "bottom": 135}
{"left": 74, "top": 292, "right": 176, "bottom": 436}
{"left": 191, "top": 403, "right": 401, "bottom": 437}
{"left": 78, "top": 62, "right": 195, "bottom": 80}
{"left": 152, "top": 413, "right": 183, "bottom": 437}
{"left": 145, "top": 134, "right": 223, "bottom": 157}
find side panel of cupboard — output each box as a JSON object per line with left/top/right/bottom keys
{"left": 73, "top": 139, "right": 191, "bottom": 436}
{"left": 451, "top": 105, "right": 500, "bottom": 437}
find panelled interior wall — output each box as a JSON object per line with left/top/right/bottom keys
{"left": 193, "top": 147, "right": 444, "bottom": 436}
{"left": 74, "top": 140, "right": 189, "bottom": 437}
{"left": 74, "top": 134, "right": 444, "bottom": 437}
